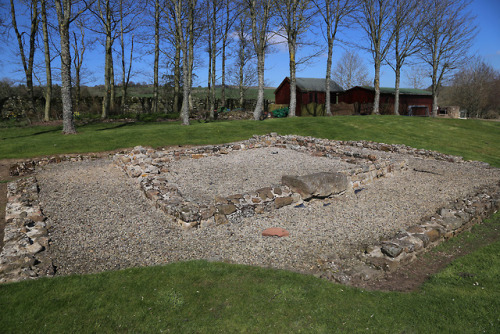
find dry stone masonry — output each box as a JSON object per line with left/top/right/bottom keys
{"left": 0, "top": 177, "right": 54, "bottom": 283}
{"left": 360, "top": 183, "right": 500, "bottom": 273}
{"left": 113, "top": 134, "right": 408, "bottom": 229}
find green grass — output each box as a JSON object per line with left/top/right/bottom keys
{"left": 1, "top": 116, "right": 499, "bottom": 167}
{"left": 1, "top": 115, "right": 500, "bottom": 332}
{"left": 2, "top": 214, "right": 500, "bottom": 332}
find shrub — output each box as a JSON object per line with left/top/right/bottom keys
{"left": 272, "top": 107, "right": 289, "bottom": 118}
{"left": 483, "top": 109, "right": 499, "bottom": 119}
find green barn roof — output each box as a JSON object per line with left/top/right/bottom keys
{"left": 359, "top": 86, "right": 431, "bottom": 95}
{"left": 295, "top": 77, "right": 344, "bottom": 92}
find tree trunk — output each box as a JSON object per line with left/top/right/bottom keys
{"left": 288, "top": 40, "right": 297, "bottom": 117}
{"left": 253, "top": 51, "right": 265, "bottom": 120}
{"left": 394, "top": 64, "right": 401, "bottom": 115}
{"left": 179, "top": 0, "right": 196, "bottom": 126}
{"left": 237, "top": 17, "right": 245, "bottom": 108}
{"left": 110, "top": 57, "right": 115, "bottom": 111}
{"left": 221, "top": 0, "right": 231, "bottom": 109}
{"left": 10, "top": 0, "right": 38, "bottom": 118}
{"left": 187, "top": 0, "right": 195, "bottom": 114}
{"left": 207, "top": 14, "right": 212, "bottom": 117}
{"left": 207, "top": 49, "right": 211, "bottom": 113}
{"left": 72, "top": 26, "right": 85, "bottom": 112}
{"left": 75, "top": 63, "right": 81, "bottom": 109}
{"left": 249, "top": 0, "right": 271, "bottom": 120}
{"left": 55, "top": 0, "right": 76, "bottom": 134}
{"left": 239, "top": 59, "right": 244, "bottom": 108}
{"left": 325, "top": 35, "right": 333, "bottom": 116}
{"left": 221, "top": 43, "right": 226, "bottom": 108}
{"left": 102, "top": 24, "right": 112, "bottom": 118}
{"left": 173, "top": 30, "right": 181, "bottom": 114}
{"left": 41, "top": 0, "right": 51, "bottom": 121}
{"left": 181, "top": 47, "right": 190, "bottom": 125}
{"left": 373, "top": 54, "right": 381, "bottom": 115}
{"left": 210, "top": 0, "right": 216, "bottom": 116}
{"left": 152, "top": 0, "right": 160, "bottom": 114}
{"left": 431, "top": 71, "right": 438, "bottom": 117}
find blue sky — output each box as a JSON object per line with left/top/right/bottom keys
{"left": 263, "top": 0, "right": 500, "bottom": 88}
{"left": 1, "top": 0, "right": 499, "bottom": 89}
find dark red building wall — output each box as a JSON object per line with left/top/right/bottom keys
{"left": 340, "top": 87, "right": 433, "bottom": 115}
{"left": 339, "top": 87, "right": 375, "bottom": 104}
{"left": 275, "top": 78, "right": 341, "bottom": 117}
{"left": 275, "top": 79, "right": 291, "bottom": 104}
{"left": 399, "top": 95, "right": 433, "bottom": 115}
{"left": 274, "top": 79, "right": 305, "bottom": 115}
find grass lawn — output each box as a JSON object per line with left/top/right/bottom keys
{"left": 1, "top": 116, "right": 500, "bottom": 332}
{"left": 1, "top": 116, "right": 499, "bottom": 167}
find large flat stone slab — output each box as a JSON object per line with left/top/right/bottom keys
{"left": 282, "top": 172, "right": 349, "bottom": 200}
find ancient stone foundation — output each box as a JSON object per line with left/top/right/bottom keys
{"left": 0, "top": 177, "right": 54, "bottom": 284}
{"left": 361, "top": 183, "right": 500, "bottom": 273}
{"left": 113, "top": 133, "right": 408, "bottom": 229}
{"left": 2, "top": 133, "right": 499, "bottom": 284}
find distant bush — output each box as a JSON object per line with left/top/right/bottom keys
{"left": 483, "top": 109, "right": 499, "bottom": 119}
{"left": 272, "top": 107, "right": 289, "bottom": 118}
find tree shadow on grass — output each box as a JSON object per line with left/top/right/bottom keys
{"left": 0, "top": 127, "right": 62, "bottom": 140}
{"left": 94, "top": 122, "right": 142, "bottom": 131}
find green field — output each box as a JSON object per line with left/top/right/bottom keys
{"left": 1, "top": 116, "right": 499, "bottom": 332}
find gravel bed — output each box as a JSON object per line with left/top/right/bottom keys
{"left": 36, "top": 149, "right": 500, "bottom": 277}
{"left": 166, "top": 147, "right": 356, "bottom": 202}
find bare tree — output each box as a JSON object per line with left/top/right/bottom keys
{"left": 273, "top": 0, "right": 317, "bottom": 117}
{"left": 152, "top": 0, "right": 160, "bottom": 113}
{"left": 205, "top": 0, "right": 222, "bottom": 118}
{"left": 170, "top": 0, "right": 198, "bottom": 125}
{"left": 72, "top": 19, "right": 86, "bottom": 110}
{"left": 231, "top": 14, "right": 257, "bottom": 107}
{"left": 404, "top": 65, "right": 427, "bottom": 89}
{"left": 332, "top": 50, "right": 370, "bottom": 89}
{"left": 89, "top": 0, "right": 119, "bottom": 118}
{"left": 355, "top": 0, "right": 397, "bottom": 115}
{"left": 313, "top": 0, "right": 355, "bottom": 115}
{"left": 244, "top": 0, "right": 274, "bottom": 120}
{"left": 388, "top": 0, "right": 428, "bottom": 115}
{"left": 40, "top": 0, "right": 52, "bottom": 121}
{"left": 418, "top": 0, "right": 476, "bottom": 117}
{"left": 118, "top": 0, "right": 140, "bottom": 112}
{"left": 54, "top": 0, "right": 91, "bottom": 134}
{"left": 161, "top": 0, "right": 183, "bottom": 114}
{"left": 220, "top": 0, "right": 238, "bottom": 109}
{"left": 10, "top": 0, "right": 39, "bottom": 118}
{"left": 451, "top": 57, "right": 498, "bottom": 118}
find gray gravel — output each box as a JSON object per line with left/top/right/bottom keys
{"left": 36, "top": 149, "right": 500, "bottom": 277}
{"left": 167, "top": 147, "right": 356, "bottom": 202}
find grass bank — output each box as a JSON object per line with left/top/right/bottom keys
{"left": 1, "top": 116, "right": 499, "bottom": 167}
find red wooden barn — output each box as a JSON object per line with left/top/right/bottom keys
{"left": 339, "top": 86, "right": 433, "bottom": 116}
{"left": 274, "top": 77, "right": 344, "bottom": 116}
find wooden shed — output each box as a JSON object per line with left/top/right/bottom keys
{"left": 339, "top": 86, "right": 433, "bottom": 116}
{"left": 274, "top": 77, "right": 344, "bottom": 116}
